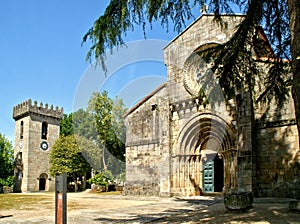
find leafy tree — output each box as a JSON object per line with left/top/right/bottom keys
{"left": 60, "top": 112, "right": 107, "bottom": 174}
{"left": 76, "top": 134, "right": 103, "bottom": 172}
{"left": 0, "top": 134, "right": 14, "bottom": 187}
{"left": 60, "top": 113, "right": 74, "bottom": 136}
{"left": 49, "top": 135, "right": 91, "bottom": 191}
{"left": 60, "top": 109, "right": 97, "bottom": 140}
{"left": 59, "top": 93, "right": 127, "bottom": 176}
{"left": 88, "top": 91, "right": 126, "bottom": 174}
{"left": 60, "top": 111, "right": 103, "bottom": 172}
{"left": 111, "top": 96, "right": 127, "bottom": 144}
{"left": 73, "top": 109, "right": 98, "bottom": 140}
{"left": 82, "top": 0, "right": 300, "bottom": 148}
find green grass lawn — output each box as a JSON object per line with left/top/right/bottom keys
{"left": 0, "top": 191, "right": 122, "bottom": 211}
{"left": 0, "top": 193, "right": 54, "bottom": 210}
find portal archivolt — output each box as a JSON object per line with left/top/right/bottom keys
{"left": 171, "top": 113, "right": 236, "bottom": 196}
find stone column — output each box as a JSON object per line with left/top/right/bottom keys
{"left": 159, "top": 98, "right": 171, "bottom": 197}
{"left": 235, "top": 92, "right": 255, "bottom": 193}
{"left": 224, "top": 92, "right": 254, "bottom": 210}
{"left": 222, "top": 149, "right": 237, "bottom": 193}
{"left": 224, "top": 92, "right": 256, "bottom": 210}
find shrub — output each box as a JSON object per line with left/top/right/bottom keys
{"left": 116, "top": 171, "right": 125, "bottom": 184}
{"left": 88, "top": 170, "right": 114, "bottom": 186}
{"left": 0, "top": 176, "right": 14, "bottom": 187}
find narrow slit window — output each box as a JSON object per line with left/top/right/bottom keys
{"left": 41, "top": 122, "right": 48, "bottom": 140}
{"left": 20, "top": 121, "right": 24, "bottom": 139}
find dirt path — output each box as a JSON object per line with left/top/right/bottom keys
{"left": 0, "top": 192, "right": 299, "bottom": 223}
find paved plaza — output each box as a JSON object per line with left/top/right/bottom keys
{"left": 0, "top": 192, "right": 299, "bottom": 223}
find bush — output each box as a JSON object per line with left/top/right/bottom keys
{"left": 88, "top": 170, "right": 114, "bottom": 186}
{"left": 116, "top": 171, "right": 125, "bottom": 184}
{"left": 0, "top": 176, "right": 14, "bottom": 187}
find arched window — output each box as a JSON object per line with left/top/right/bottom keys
{"left": 41, "top": 122, "right": 48, "bottom": 140}
{"left": 20, "top": 121, "right": 24, "bottom": 139}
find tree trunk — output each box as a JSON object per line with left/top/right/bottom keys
{"left": 82, "top": 173, "right": 86, "bottom": 191}
{"left": 102, "top": 147, "right": 107, "bottom": 170}
{"left": 288, "top": 0, "right": 300, "bottom": 151}
{"left": 74, "top": 177, "right": 78, "bottom": 192}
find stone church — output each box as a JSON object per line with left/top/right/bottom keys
{"left": 123, "top": 15, "right": 300, "bottom": 197}
{"left": 13, "top": 99, "right": 63, "bottom": 192}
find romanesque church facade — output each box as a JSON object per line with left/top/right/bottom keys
{"left": 124, "top": 15, "right": 299, "bottom": 197}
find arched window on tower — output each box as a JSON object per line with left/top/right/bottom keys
{"left": 20, "top": 121, "right": 24, "bottom": 139}
{"left": 41, "top": 122, "right": 48, "bottom": 140}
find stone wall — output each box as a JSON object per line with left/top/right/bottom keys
{"left": 13, "top": 99, "right": 62, "bottom": 192}
{"left": 164, "top": 15, "right": 244, "bottom": 80}
{"left": 255, "top": 94, "right": 299, "bottom": 197}
{"left": 124, "top": 85, "right": 168, "bottom": 196}
{"left": 25, "top": 114, "right": 60, "bottom": 192}
{"left": 251, "top": 59, "right": 299, "bottom": 197}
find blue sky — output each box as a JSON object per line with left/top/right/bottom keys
{"left": 1, "top": 1, "right": 202, "bottom": 142}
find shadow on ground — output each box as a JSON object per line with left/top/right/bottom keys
{"left": 93, "top": 197, "right": 300, "bottom": 224}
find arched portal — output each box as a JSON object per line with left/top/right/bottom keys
{"left": 171, "top": 113, "right": 236, "bottom": 196}
{"left": 39, "top": 173, "right": 48, "bottom": 191}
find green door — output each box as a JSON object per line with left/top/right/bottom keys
{"left": 203, "top": 160, "right": 214, "bottom": 192}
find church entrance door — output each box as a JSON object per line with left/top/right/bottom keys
{"left": 203, "top": 155, "right": 224, "bottom": 193}
{"left": 203, "top": 159, "right": 214, "bottom": 192}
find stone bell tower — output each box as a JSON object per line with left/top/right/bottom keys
{"left": 13, "top": 99, "right": 63, "bottom": 192}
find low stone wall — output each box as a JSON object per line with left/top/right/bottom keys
{"left": 91, "top": 184, "right": 107, "bottom": 193}
{"left": 115, "top": 185, "right": 124, "bottom": 192}
{"left": 91, "top": 184, "right": 124, "bottom": 193}
{"left": 224, "top": 192, "right": 253, "bottom": 211}
{"left": 2, "top": 186, "right": 13, "bottom": 194}
{"left": 289, "top": 199, "right": 300, "bottom": 211}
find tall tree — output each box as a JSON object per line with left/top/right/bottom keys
{"left": 60, "top": 113, "right": 74, "bottom": 136}
{"left": 82, "top": 0, "right": 300, "bottom": 148}
{"left": 60, "top": 109, "right": 97, "bottom": 140}
{"left": 88, "top": 91, "right": 126, "bottom": 174}
{"left": 73, "top": 109, "right": 98, "bottom": 140}
{"left": 0, "top": 134, "right": 14, "bottom": 187}
{"left": 288, "top": 0, "right": 300, "bottom": 149}
{"left": 59, "top": 95, "right": 126, "bottom": 175}
{"left": 60, "top": 111, "right": 106, "bottom": 172}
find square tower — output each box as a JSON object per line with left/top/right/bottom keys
{"left": 13, "top": 99, "right": 63, "bottom": 192}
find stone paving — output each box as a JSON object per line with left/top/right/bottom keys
{"left": 67, "top": 196, "right": 220, "bottom": 224}
{"left": 1, "top": 192, "right": 300, "bottom": 223}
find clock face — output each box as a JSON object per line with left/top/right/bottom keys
{"left": 40, "top": 141, "right": 49, "bottom": 151}
{"left": 183, "top": 57, "right": 214, "bottom": 96}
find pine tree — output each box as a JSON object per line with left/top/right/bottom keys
{"left": 82, "top": 0, "right": 300, "bottom": 149}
